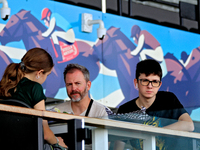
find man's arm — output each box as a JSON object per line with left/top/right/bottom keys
{"left": 163, "top": 113, "right": 194, "bottom": 131}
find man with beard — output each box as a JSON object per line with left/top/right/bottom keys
{"left": 53, "top": 63, "right": 110, "bottom": 118}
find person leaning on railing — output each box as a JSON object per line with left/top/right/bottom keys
{"left": 117, "top": 59, "right": 194, "bottom": 150}
{"left": 0, "top": 48, "right": 68, "bottom": 150}
{"left": 117, "top": 59, "right": 194, "bottom": 131}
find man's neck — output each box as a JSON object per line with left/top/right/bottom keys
{"left": 136, "top": 95, "right": 156, "bottom": 109}
{"left": 71, "top": 97, "right": 91, "bottom": 116}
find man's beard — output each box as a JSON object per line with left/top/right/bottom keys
{"left": 69, "top": 87, "right": 88, "bottom": 102}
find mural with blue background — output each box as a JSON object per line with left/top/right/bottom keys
{"left": 1, "top": 0, "right": 200, "bottom": 122}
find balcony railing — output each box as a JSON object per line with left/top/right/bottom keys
{"left": 1, "top": 104, "right": 200, "bottom": 150}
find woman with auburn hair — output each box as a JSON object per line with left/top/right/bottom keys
{"left": 0, "top": 48, "right": 68, "bottom": 150}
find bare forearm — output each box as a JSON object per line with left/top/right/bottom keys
{"left": 34, "top": 101, "right": 67, "bottom": 147}
{"left": 163, "top": 120, "right": 194, "bottom": 132}
{"left": 43, "top": 120, "right": 58, "bottom": 144}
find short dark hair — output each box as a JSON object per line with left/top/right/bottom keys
{"left": 136, "top": 59, "right": 162, "bottom": 80}
{"left": 63, "top": 63, "right": 90, "bottom": 82}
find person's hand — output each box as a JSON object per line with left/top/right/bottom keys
{"left": 57, "top": 137, "right": 68, "bottom": 148}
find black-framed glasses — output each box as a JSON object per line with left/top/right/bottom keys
{"left": 138, "top": 79, "right": 161, "bottom": 87}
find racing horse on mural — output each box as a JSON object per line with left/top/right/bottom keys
{"left": 0, "top": 9, "right": 100, "bottom": 98}
{"left": 93, "top": 26, "right": 140, "bottom": 106}
{"left": 161, "top": 47, "right": 200, "bottom": 114}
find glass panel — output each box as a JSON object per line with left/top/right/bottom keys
{"left": 85, "top": 112, "right": 200, "bottom": 150}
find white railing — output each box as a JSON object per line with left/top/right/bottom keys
{"left": 1, "top": 104, "right": 200, "bottom": 150}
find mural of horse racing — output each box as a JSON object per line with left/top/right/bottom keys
{"left": 0, "top": 9, "right": 140, "bottom": 108}
{"left": 0, "top": 9, "right": 100, "bottom": 98}
{"left": 0, "top": 4, "right": 200, "bottom": 119}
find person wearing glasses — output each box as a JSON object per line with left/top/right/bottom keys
{"left": 117, "top": 59, "right": 194, "bottom": 131}
{"left": 116, "top": 59, "right": 194, "bottom": 150}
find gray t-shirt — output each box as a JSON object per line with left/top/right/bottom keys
{"left": 53, "top": 99, "right": 110, "bottom": 118}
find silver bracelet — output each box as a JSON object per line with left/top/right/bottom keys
{"left": 55, "top": 136, "right": 59, "bottom": 144}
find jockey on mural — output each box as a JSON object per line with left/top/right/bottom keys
{"left": 41, "top": 8, "right": 79, "bottom": 63}
{"left": 130, "top": 25, "right": 167, "bottom": 77}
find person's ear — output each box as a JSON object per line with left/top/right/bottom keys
{"left": 87, "top": 81, "right": 91, "bottom": 90}
{"left": 136, "top": 83, "right": 138, "bottom": 89}
{"left": 36, "top": 70, "right": 44, "bottom": 78}
{"left": 134, "top": 79, "right": 138, "bottom": 89}
{"left": 159, "top": 81, "right": 162, "bottom": 87}
{"left": 38, "top": 69, "right": 44, "bottom": 75}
